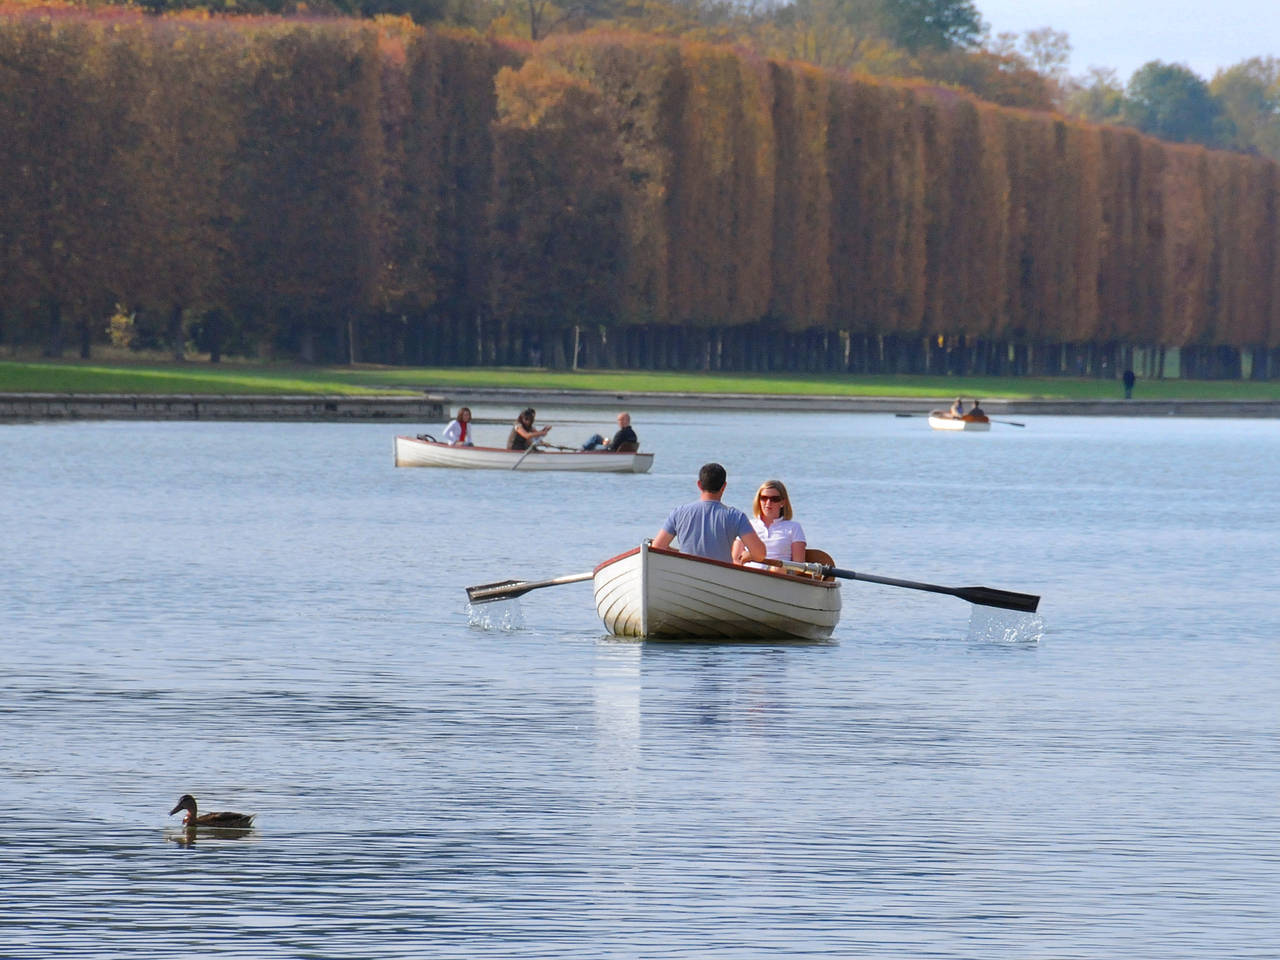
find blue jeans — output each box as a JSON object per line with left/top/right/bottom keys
{"left": 582, "top": 434, "right": 606, "bottom": 450}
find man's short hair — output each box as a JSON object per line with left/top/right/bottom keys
{"left": 698, "top": 462, "right": 727, "bottom": 493}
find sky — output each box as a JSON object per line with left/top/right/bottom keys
{"left": 977, "top": 0, "right": 1280, "bottom": 83}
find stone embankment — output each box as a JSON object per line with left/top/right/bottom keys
{"left": 0, "top": 393, "right": 446, "bottom": 422}
{"left": 3, "top": 389, "right": 1278, "bottom": 421}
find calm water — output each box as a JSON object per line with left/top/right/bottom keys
{"left": 1, "top": 410, "right": 1277, "bottom": 958}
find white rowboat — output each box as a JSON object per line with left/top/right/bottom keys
{"left": 394, "top": 435, "right": 654, "bottom": 472}
{"left": 592, "top": 541, "right": 841, "bottom": 640}
{"left": 927, "top": 412, "right": 991, "bottom": 432}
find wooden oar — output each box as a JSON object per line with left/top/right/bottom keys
{"left": 466, "top": 571, "right": 593, "bottom": 604}
{"left": 511, "top": 441, "right": 543, "bottom": 470}
{"left": 779, "top": 562, "right": 1039, "bottom": 612}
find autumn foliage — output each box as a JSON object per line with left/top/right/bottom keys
{"left": 2, "top": 7, "right": 1278, "bottom": 375}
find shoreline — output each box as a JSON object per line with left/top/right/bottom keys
{"left": 435, "top": 387, "right": 1280, "bottom": 419}
{"left": 2, "top": 389, "right": 1279, "bottom": 421}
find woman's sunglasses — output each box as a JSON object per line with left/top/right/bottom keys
{"left": 759, "top": 494, "right": 785, "bottom": 503}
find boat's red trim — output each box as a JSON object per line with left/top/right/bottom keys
{"left": 594, "top": 546, "right": 641, "bottom": 574}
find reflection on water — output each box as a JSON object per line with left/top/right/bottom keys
{"left": 1, "top": 416, "right": 1277, "bottom": 958}
{"left": 163, "top": 826, "right": 259, "bottom": 848}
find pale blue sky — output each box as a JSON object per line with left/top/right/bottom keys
{"left": 978, "top": 0, "right": 1279, "bottom": 82}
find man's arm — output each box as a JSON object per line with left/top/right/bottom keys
{"left": 653, "top": 529, "right": 674, "bottom": 550}
{"left": 739, "top": 530, "right": 766, "bottom": 564}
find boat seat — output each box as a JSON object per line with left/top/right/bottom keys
{"left": 805, "top": 548, "right": 836, "bottom": 581}
{"left": 613, "top": 441, "right": 639, "bottom": 453}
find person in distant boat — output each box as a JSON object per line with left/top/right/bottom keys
{"left": 441, "top": 406, "right": 473, "bottom": 446}
{"left": 507, "top": 407, "right": 551, "bottom": 451}
{"left": 968, "top": 399, "right": 986, "bottom": 418}
{"left": 582, "top": 412, "right": 639, "bottom": 451}
{"left": 949, "top": 397, "right": 966, "bottom": 418}
{"left": 733, "top": 479, "right": 806, "bottom": 568}
{"left": 653, "top": 462, "right": 765, "bottom": 565}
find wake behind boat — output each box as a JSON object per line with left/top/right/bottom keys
{"left": 592, "top": 541, "right": 841, "bottom": 640}
{"left": 394, "top": 435, "right": 654, "bottom": 472}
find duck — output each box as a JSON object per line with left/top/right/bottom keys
{"left": 169, "top": 794, "right": 255, "bottom": 829}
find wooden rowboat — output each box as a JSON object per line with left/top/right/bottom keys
{"left": 394, "top": 435, "right": 654, "bottom": 473}
{"left": 927, "top": 411, "right": 991, "bottom": 432}
{"left": 592, "top": 541, "right": 841, "bottom": 640}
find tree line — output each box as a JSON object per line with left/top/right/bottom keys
{"left": 2, "top": 6, "right": 1279, "bottom": 379}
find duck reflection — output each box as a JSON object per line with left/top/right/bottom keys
{"left": 164, "top": 825, "right": 258, "bottom": 847}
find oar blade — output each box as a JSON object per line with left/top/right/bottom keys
{"left": 465, "top": 579, "right": 528, "bottom": 604}
{"left": 954, "top": 585, "right": 1040, "bottom": 613}
{"left": 465, "top": 570, "right": 595, "bottom": 605}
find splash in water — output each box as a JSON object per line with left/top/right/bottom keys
{"left": 467, "top": 600, "right": 526, "bottom": 631}
{"left": 966, "top": 604, "right": 1045, "bottom": 644}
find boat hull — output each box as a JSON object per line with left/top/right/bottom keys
{"left": 394, "top": 436, "right": 654, "bottom": 473}
{"left": 928, "top": 413, "right": 991, "bottom": 432}
{"left": 593, "top": 542, "right": 841, "bottom": 640}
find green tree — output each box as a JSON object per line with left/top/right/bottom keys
{"left": 1210, "top": 56, "right": 1280, "bottom": 162}
{"left": 1123, "top": 60, "right": 1233, "bottom": 147}
{"left": 1064, "top": 66, "right": 1125, "bottom": 124}
{"left": 879, "top": 0, "right": 983, "bottom": 54}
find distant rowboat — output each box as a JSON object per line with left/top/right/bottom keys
{"left": 394, "top": 435, "right": 654, "bottom": 473}
{"left": 927, "top": 411, "right": 991, "bottom": 432}
{"left": 592, "top": 541, "right": 841, "bottom": 641}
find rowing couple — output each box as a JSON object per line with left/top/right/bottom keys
{"left": 945, "top": 397, "right": 986, "bottom": 419}
{"left": 654, "top": 463, "right": 806, "bottom": 569}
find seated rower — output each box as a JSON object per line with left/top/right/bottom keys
{"left": 582, "top": 412, "right": 638, "bottom": 452}
{"left": 949, "top": 397, "right": 965, "bottom": 418}
{"left": 508, "top": 407, "right": 551, "bottom": 451}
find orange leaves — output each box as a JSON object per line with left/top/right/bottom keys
{"left": 495, "top": 58, "right": 595, "bottom": 129}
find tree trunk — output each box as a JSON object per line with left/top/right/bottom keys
{"left": 208, "top": 312, "right": 222, "bottom": 364}
{"left": 168, "top": 303, "right": 185, "bottom": 361}
{"left": 42, "top": 300, "right": 63, "bottom": 358}
{"left": 347, "top": 316, "right": 360, "bottom": 365}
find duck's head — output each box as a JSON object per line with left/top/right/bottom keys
{"left": 169, "top": 794, "right": 197, "bottom": 817}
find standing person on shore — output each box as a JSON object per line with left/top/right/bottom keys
{"left": 733, "top": 480, "right": 806, "bottom": 567}
{"left": 582, "top": 412, "right": 638, "bottom": 451}
{"left": 1123, "top": 369, "right": 1136, "bottom": 399}
{"left": 507, "top": 407, "right": 551, "bottom": 451}
{"left": 441, "top": 407, "right": 473, "bottom": 446}
{"left": 653, "top": 462, "right": 765, "bottom": 565}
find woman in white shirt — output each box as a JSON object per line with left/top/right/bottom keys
{"left": 733, "top": 479, "right": 806, "bottom": 566}
{"left": 441, "top": 407, "right": 473, "bottom": 446}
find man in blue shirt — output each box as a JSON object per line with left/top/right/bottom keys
{"left": 653, "top": 462, "right": 766, "bottom": 565}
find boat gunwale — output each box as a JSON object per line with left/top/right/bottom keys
{"left": 395, "top": 435, "right": 651, "bottom": 457}
{"left": 594, "top": 543, "right": 838, "bottom": 589}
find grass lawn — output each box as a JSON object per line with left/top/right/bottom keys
{"left": 3, "top": 358, "right": 1280, "bottom": 400}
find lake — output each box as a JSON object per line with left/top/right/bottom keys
{"left": 1, "top": 409, "right": 1276, "bottom": 958}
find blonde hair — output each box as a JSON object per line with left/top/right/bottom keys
{"left": 753, "top": 480, "right": 793, "bottom": 520}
